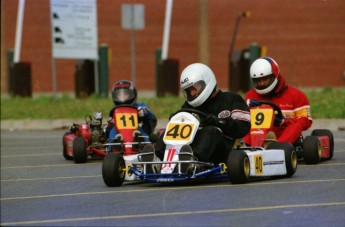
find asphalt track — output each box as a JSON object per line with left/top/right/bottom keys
{"left": 1, "top": 129, "right": 344, "bottom": 226}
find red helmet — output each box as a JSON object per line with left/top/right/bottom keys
{"left": 250, "top": 57, "right": 280, "bottom": 95}
{"left": 111, "top": 80, "right": 137, "bottom": 105}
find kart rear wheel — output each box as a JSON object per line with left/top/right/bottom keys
{"left": 303, "top": 136, "right": 321, "bottom": 164}
{"left": 73, "top": 137, "right": 88, "bottom": 163}
{"left": 62, "top": 132, "right": 73, "bottom": 160}
{"left": 227, "top": 150, "right": 250, "bottom": 184}
{"left": 102, "top": 153, "right": 126, "bottom": 187}
{"left": 311, "top": 129, "right": 334, "bottom": 160}
{"left": 267, "top": 142, "right": 297, "bottom": 177}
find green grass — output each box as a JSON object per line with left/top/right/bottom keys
{"left": 1, "top": 88, "right": 344, "bottom": 120}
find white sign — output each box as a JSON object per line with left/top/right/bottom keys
{"left": 50, "top": 0, "right": 98, "bottom": 59}
{"left": 121, "top": 4, "right": 145, "bottom": 30}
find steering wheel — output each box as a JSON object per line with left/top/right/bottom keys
{"left": 85, "top": 114, "right": 93, "bottom": 124}
{"left": 113, "top": 104, "right": 137, "bottom": 110}
{"left": 256, "top": 100, "right": 284, "bottom": 119}
{"left": 172, "top": 108, "right": 208, "bottom": 125}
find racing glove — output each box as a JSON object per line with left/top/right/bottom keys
{"left": 273, "top": 115, "right": 285, "bottom": 126}
{"left": 246, "top": 99, "right": 261, "bottom": 107}
{"left": 204, "top": 114, "right": 229, "bottom": 128}
{"left": 107, "top": 116, "right": 114, "bottom": 124}
{"left": 204, "top": 114, "right": 223, "bottom": 127}
{"left": 138, "top": 107, "right": 148, "bottom": 117}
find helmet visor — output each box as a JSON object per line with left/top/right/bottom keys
{"left": 182, "top": 80, "right": 206, "bottom": 102}
{"left": 252, "top": 74, "right": 276, "bottom": 91}
{"left": 112, "top": 88, "right": 134, "bottom": 104}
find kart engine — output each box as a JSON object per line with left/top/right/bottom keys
{"left": 90, "top": 112, "right": 105, "bottom": 144}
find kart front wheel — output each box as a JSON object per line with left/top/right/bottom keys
{"left": 102, "top": 153, "right": 126, "bottom": 187}
{"left": 227, "top": 150, "right": 250, "bottom": 184}
{"left": 303, "top": 136, "right": 321, "bottom": 164}
{"left": 311, "top": 129, "right": 334, "bottom": 160}
{"left": 267, "top": 142, "right": 297, "bottom": 177}
{"left": 73, "top": 137, "right": 88, "bottom": 163}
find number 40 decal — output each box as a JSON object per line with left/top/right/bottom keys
{"left": 254, "top": 154, "right": 263, "bottom": 174}
{"left": 164, "top": 123, "right": 194, "bottom": 141}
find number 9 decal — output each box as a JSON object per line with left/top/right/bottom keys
{"left": 255, "top": 112, "right": 264, "bottom": 126}
{"left": 250, "top": 108, "right": 274, "bottom": 129}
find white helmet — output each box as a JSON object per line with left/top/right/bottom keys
{"left": 250, "top": 57, "right": 280, "bottom": 95}
{"left": 180, "top": 63, "right": 217, "bottom": 107}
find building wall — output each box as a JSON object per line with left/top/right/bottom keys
{"left": 2, "top": 0, "right": 345, "bottom": 96}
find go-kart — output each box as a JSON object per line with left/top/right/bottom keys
{"left": 247, "top": 100, "right": 334, "bottom": 164}
{"left": 102, "top": 108, "right": 298, "bottom": 187}
{"left": 62, "top": 105, "right": 150, "bottom": 163}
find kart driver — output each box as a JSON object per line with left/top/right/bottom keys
{"left": 243, "top": 57, "right": 312, "bottom": 145}
{"left": 106, "top": 80, "right": 157, "bottom": 143}
{"left": 147, "top": 63, "right": 251, "bottom": 166}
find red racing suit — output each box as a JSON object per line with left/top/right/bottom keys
{"left": 244, "top": 76, "right": 312, "bottom": 145}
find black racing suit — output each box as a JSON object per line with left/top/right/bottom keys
{"left": 154, "top": 90, "right": 251, "bottom": 164}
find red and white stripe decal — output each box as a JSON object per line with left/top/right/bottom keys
{"left": 231, "top": 109, "right": 251, "bottom": 122}
{"left": 162, "top": 148, "right": 176, "bottom": 168}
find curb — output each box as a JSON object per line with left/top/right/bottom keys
{"left": 1, "top": 119, "right": 344, "bottom": 131}
{"left": 0, "top": 119, "right": 170, "bottom": 131}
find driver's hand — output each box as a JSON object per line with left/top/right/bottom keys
{"left": 247, "top": 99, "right": 261, "bottom": 107}
{"left": 138, "top": 107, "right": 148, "bottom": 117}
{"left": 70, "top": 124, "right": 78, "bottom": 133}
{"left": 107, "top": 117, "right": 114, "bottom": 128}
{"left": 204, "top": 114, "right": 221, "bottom": 127}
{"left": 107, "top": 117, "right": 114, "bottom": 124}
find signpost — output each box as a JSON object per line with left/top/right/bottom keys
{"left": 121, "top": 4, "right": 145, "bottom": 85}
{"left": 50, "top": 0, "right": 98, "bottom": 96}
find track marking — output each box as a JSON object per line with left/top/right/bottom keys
{"left": 1, "top": 153, "right": 60, "bottom": 158}
{"left": 2, "top": 201, "right": 345, "bottom": 226}
{"left": 1, "top": 178, "right": 344, "bottom": 201}
{"left": 1, "top": 175, "right": 101, "bottom": 182}
{"left": 298, "top": 162, "right": 345, "bottom": 167}
{"left": 0, "top": 162, "right": 101, "bottom": 169}
{"left": 0, "top": 146, "right": 57, "bottom": 151}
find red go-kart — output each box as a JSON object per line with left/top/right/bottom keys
{"left": 62, "top": 105, "right": 150, "bottom": 163}
{"left": 248, "top": 100, "right": 334, "bottom": 164}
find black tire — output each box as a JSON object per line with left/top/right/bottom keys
{"left": 73, "top": 136, "right": 88, "bottom": 163}
{"left": 303, "top": 136, "right": 321, "bottom": 164}
{"left": 62, "top": 131, "right": 73, "bottom": 160}
{"left": 311, "top": 129, "right": 334, "bottom": 160}
{"left": 267, "top": 142, "right": 297, "bottom": 177}
{"left": 102, "top": 153, "right": 126, "bottom": 187}
{"left": 227, "top": 150, "right": 250, "bottom": 184}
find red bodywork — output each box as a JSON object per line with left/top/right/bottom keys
{"left": 63, "top": 106, "right": 142, "bottom": 161}
{"left": 318, "top": 136, "right": 331, "bottom": 159}
{"left": 112, "top": 106, "right": 141, "bottom": 156}
{"left": 247, "top": 102, "right": 333, "bottom": 161}
{"left": 248, "top": 106, "right": 275, "bottom": 147}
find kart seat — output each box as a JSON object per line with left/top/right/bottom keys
{"left": 263, "top": 131, "right": 277, "bottom": 148}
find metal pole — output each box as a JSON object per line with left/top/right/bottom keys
{"left": 229, "top": 12, "right": 244, "bottom": 61}
{"left": 94, "top": 60, "right": 99, "bottom": 94}
{"left": 161, "top": 0, "right": 173, "bottom": 60}
{"left": 228, "top": 11, "right": 250, "bottom": 91}
{"left": 51, "top": 58, "right": 57, "bottom": 98}
{"left": 14, "top": 0, "right": 25, "bottom": 63}
{"left": 130, "top": 5, "right": 136, "bottom": 84}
